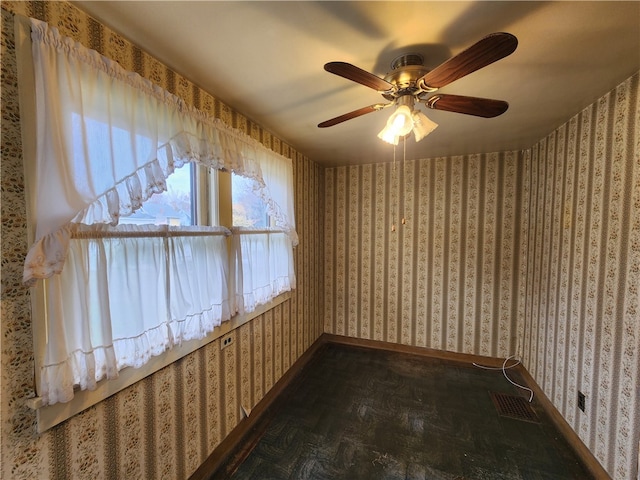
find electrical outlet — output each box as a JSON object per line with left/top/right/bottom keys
{"left": 221, "top": 334, "right": 234, "bottom": 350}
{"left": 578, "top": 391, "right": 586, "bottom": 412}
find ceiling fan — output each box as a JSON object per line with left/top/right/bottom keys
{"left": 318, "top": 32, "right": 518, "bottom": 138}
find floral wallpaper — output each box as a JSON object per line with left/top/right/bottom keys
{"left": 2, "top": 1, "right": 638, "bottom": 479}
{"left": 324, "top": 151, "right": 526, "bottom": 358}
{"left": 521, "top": 73, "right": 639, "bottom": 479}
{"left": 1, "top": 1, "right": 323, "bottom": 479}
{"left": 324, "top": 73, "right": 639, "bottom": 479}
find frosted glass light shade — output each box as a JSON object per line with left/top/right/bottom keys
{"left": 412, "top": 110, "right": 438, "bottom": 142}
{"left": 392, "top": 105, "right": 414, "bottom": 136}
{"left": 377, "top": 126, "right": 400, "bottom": 145}
{"left": 378, "top": 105, "right": 413, "bottom": 145}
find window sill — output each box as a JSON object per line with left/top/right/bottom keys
{"left": 25, "top": 292, "right": 291, "bottom": 433}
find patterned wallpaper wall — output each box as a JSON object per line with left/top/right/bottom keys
{"left": 1, "top": 2, "right": 323, "bottom": 479}
{"left": 324, "top": 151, "right": 527, "bottom": 358}
{"left": 2, "top": 1, "right": 638, "bottom": 479}
{"left": 521, "top": 73, "right": 639, "bottom": 480}
{"left": 324, "top": 73, "right": 639, "bottom": 479}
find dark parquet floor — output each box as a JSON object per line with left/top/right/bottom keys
{"left": 211, "top": 343, "right": 592, "bottom": 480}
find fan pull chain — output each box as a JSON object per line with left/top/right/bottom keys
{"left": 391, "top": 144, "right": 396, "bottom": 232}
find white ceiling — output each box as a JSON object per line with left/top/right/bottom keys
{"left": 72, "top": 1, "right": 640, "bottom": 167}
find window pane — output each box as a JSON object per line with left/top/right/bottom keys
{"left": 232, "top": 173, "right": 268, "bottom": 227}
{"left": 121, "top": 164, "right": 194, "bottom": 226}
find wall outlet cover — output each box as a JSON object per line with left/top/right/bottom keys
{"left": 578, "top": 391, "right": 586, "bottom": 412}
{"left": 221, "top": 334, "right": 234, "bottom": 350}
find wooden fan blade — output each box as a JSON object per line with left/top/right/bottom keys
{"left": 318, "top": 104, "right": 388, "bottom": 128}
{"left": 419, "top": 32, "right": 517, "bottom": 89}
{"left": 425, "top": 94, "right": 509, "bottom": 118}
{"left": 325, "top": 62, "right": 394, "bottom": 92}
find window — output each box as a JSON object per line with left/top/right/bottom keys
{"left": 232, "top": 172, "right": 269, "bottom": 227}
{"left": 231, "top": 173, "right": 296, "bottom": 314}
{"left": 121, "top": 163, "right": 195, "bottom": 226}
{"left": 35, "top": 162, "right": 236, "bottom": 406}
{"left": 17, "top": 15, "right": 297, "bottom": 424}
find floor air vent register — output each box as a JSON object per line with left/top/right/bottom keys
{"left": 490, "top": 392, "right": 539, "bottom": 423}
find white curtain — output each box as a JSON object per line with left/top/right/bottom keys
{"left": 233, "top": 229, "right": 296, "bottom": 314}
{"left": 22, "top": 17, "right": 297, "bottom": 286}
{"left": 168, "top": 229, "right": 231, "bottom": 340}
{"left": 243, "top": 150, "right": 298, "bottom": 244}
{"left": 17, "top": 17, "right": 297, "bottom": 406}
{"left": 41, "top": 225, "right": 231, "bottom": 406}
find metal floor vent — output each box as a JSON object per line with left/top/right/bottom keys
{"left": 490, "top": 392, "right": 539, "bottom": 423}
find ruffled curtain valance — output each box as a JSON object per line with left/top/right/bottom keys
{"left": 22, "top": 17, "right": 297, "bottom": 286}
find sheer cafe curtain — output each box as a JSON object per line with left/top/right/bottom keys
{"left": 17, "top": 17, "right": 297, "bottom": 406}
{"left": 232, "top": 149, "right": 298, "bottom": 314}
{"left": 233, "top": 229, "right": 296, "bottom": 314}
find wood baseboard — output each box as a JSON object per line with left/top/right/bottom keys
{"left": 516, "top": 365, "right": 611, "bottom": 479}
{"left": 331, "top": 334, "right": 610, "bottom": 479}
{"left": 323, "top": 333, "right": 507, "bottom": 368}
{"left": 188, "top": 334, "right": 329, "bottom": 480}
{"left": 192, "top": 333, "right": 610, "bottom": 480}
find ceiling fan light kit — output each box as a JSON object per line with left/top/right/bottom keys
{"left": 319, "top": 32, "right": 518, "bottom": 145}
{"left": 377, "top": 95, "right": 438, "bottom": 145}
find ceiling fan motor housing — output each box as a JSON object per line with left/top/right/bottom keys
{"left": 383, "top": 54, "right": 431, "bottom": 100}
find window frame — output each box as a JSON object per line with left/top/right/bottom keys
{"left": 27, "top": 284, "right": 290, "bottom": 432}
{"left": 16, "top": 15, "right": 296, "bottom": 431}
{"left": 231, "top": 171, "right": 275, "bottom": 228}
{"left": 25, "top": 143, "right": 293, "bottom": 434}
